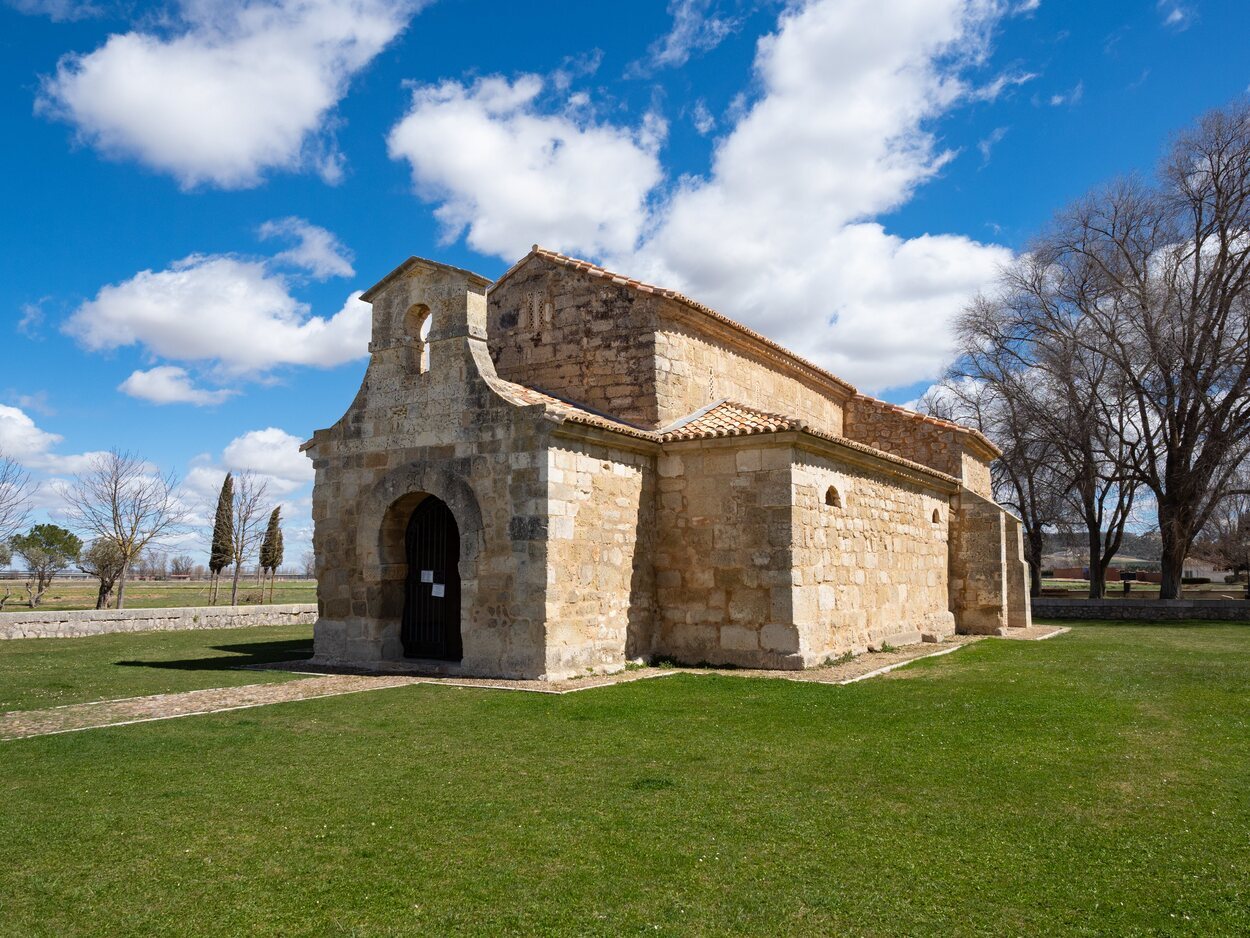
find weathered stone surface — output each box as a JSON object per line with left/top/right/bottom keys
{"left": 306, "top": 248, "right": 1030, "bottom": 680}
{"left": 0, "top": 604, "right": 316, "bottom": 640}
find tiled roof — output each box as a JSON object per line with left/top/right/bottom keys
{"left": 495, "top": 385, "right": 959, "bottom": 484}
{"left": 659, "top": 400, "right": 802, "bottom": 441}
{"left": 492, "top": 246, "right": 857, "bottom": 396}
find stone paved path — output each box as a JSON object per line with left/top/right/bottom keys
{"left": 999, "top": 625, "right": 1069, "bottom": 640}
{"left": 1, "top": 628, "right": 1066, "bottom": 741}
{"left": 0, "top": 674, "right": 424, "bottom": 741}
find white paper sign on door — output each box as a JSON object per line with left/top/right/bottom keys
{"left": 431, "top": 583, "right": 445, "bottom": 598}
{"left": 421, "top": 570, "right": 434, "bottom": 583}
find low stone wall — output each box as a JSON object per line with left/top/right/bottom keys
{"left": 1033, "top": 597, "right": 1250, "bottom": 621}
{"left": 0, "top": 603, "right": 318, "bottom": 640}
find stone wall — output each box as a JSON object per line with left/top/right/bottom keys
{"left": 488, "top": 255, "right": 851, "bottom": 437}
{"left": 654, "top": 438, "right": 797, "bottom": 668}
{"left": 543, "top": 433, "right": 657, "bottom": 676}
{"left": 653, "top": 435, "right": 959, "bottom": 668}
{"left": 307, "top": 261, "right": 554, "bottom": 678}
{"left": 791, "top": 451, "right": 955, "bottom": 659}
{"left": 948, "top": 489, "right": 1008, "bottom": 634}
{"left": 947, "top": 489, "right": 1032, "bottom": 634}
{"left": 1032, "top": 598, "right": 1250, "bottom": 620}
{"left": 653, "top": 313, "right": 847, "bottom": 435}
{"left": 1004, "top": 514, "right": 1032, "bottom": 630}
{"left": 487, "top": 255, "right": 661, "bottom": 427}
{"left": 843, "top": 395, "right": 994, "bottom": 497}
{"left": 0, "top": 604, "right": 317, "bottom": 640}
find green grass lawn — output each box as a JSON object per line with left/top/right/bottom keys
{"left": 2, "top": 621, "right": 1248, "bottom": 936}
{"left": 0, "top": 623, "right": 312, "bottom": 712}
{"left": 0, "top": 578, "right": 318, "bottom": 612}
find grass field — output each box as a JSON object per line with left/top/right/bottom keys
{"left": 0, "top": 578, "right": 317, "bottom": 612}
{"left": 0, "top": 623, "right": 312, "bottom": 713}
{"left": 2, "top": 620, "right": 1248, "bottom": 935}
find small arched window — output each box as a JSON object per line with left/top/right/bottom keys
{"left": 404, "top": 304, "right": 431, "bottom": 374}
{"left": 825, "top": 486, "right": 842, "bottom": 508}
{"left": 931, "top": 508, "right": 941, "bottom": 525}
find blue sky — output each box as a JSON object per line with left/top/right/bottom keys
{"left": 1, "top": 0, "right": 1246, "bottom": 562}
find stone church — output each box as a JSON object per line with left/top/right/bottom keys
{"left": 304, "top": 247, "right": 1031, "bottom": 679}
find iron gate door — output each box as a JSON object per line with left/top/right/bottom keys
{"left": 401, "top": 496, "right": 463, "bottom": 661}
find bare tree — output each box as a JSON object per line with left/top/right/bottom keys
{"left": 1037, "top": 103, "right": 1250, "bottom": 598}
{"left": 227, "top": 472, "right": 269, "bottom": 606}
{"left": 954, "top": 102, "right": 1250, "bottom": 599}
{"left": 300, "top": 549, "right": 316, "bottom": 579}
{"left": 931, "top": 324, "right": 1076, "bottom": 597}
{"left": 0, "top": 453, "right": 34, "bottom": 544}
{"left": 1193, "top": 467, "right": 1250, "bottom": 596}
{"left": 169, "top": 554, "right": 195, "bottom": 577}
{"left": 954, "top": 283, "right": 1145, "bottom": 599}
{"left": 63, "top": 450, "right": 187, "bottom": 609}
{"left": 0, "top": 539, "right": 12, "bottom": 609}
{"left": 138, "top": 549, "right": 168, "bottom": 579}
{"left": 1033, "top": 320, "right": 1141, "bottom": 598}
{"left": 79, "top": 538, "right": 126, "bottom": 609}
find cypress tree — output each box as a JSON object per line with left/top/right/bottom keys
{"left": 259, "top": 506, "right": 282, "bottom": 600}
{"left": 209, "top": 473, "right": 233, "bottom": 604}
{"left": 271, "top": 521, "right": 284, "bottom": 601}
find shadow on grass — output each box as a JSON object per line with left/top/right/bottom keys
{"left": 115, "top": 638, "right": 313, "bottom": 672}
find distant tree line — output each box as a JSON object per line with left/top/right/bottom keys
{"left": 0, "top": 448, "right": 298, "bottom": 610}
{"left": 925, "top": 100, "right": 1250, "bottom": 600}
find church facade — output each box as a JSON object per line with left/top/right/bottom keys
{"left": 303, "top": 248, "right": 1031, "bottom": 679}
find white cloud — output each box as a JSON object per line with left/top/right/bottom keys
{"left": 0, "top": 405, "right": 62, "bottom": 463}
{"left": 387, "top": 75, "right": 665, "bottom": 260}
{"left": 389, "top": 0, "right": 1020, "bottom": 392}
{"left": 223, "top": 428, "right": 314, "bottom": 488}
{"left": 119, "top": 366, "right": 238, "bottom": 406}
{"left": 259, "top": 216, "right": 355, "bottom": 280}
{"left": 978, "top": 125, "right": 1008, "bottom": 163}
{"left": 184, "top": 427, "right": 312, "bottom": 548}
{"left": 1157, "top": 1, "right": 1192, "bottom": 30}
{"left": 37, "top": 0, "right": 422, "bottom": 189}
{"left": 0, "top": 404, "right": 105, "bottom": 475}
{"left": 1048, "top": 80, "right": 1084, "bottom": 106}
{"left": 11, "top": 392, "right": 55, "bottom": 417}
{"left": 690, "top": 100, "right": 716, "bottom": 135}
{"left": 64, "top": 254, "right": 371, "bottom": 377}
{"left": 17, "top": 302, "right": 44, "bottom": 338}
{"left": 629, "top": 0, "right": 739, "bottom": 75}
{"left": 5, "top": 0, "right": 104, "bottom": 20}
{"left": 969, "top": 69, "right": 1037, "bottom": 102}
{"left": 617, "top": 0, "right": 1017, "bottom": 391}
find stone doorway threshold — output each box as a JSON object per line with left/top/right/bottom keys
{"left": 0, "top": 628, "right": 1068, "bottom": 741}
